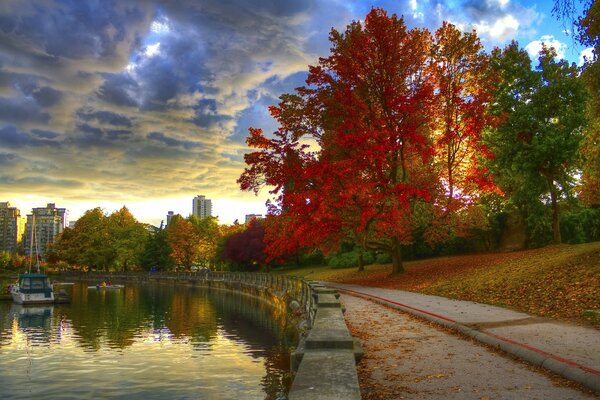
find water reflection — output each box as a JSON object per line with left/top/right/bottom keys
{"left": 0, "top": 282, "right": 293, "bottom": 399}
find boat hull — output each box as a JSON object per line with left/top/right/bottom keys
{"left": 11, "top": 290, "right": 55, "bottom": 305}
{"left": 88, "top": 285, "right": 124, "bottom": 289}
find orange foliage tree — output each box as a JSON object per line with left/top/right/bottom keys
{"left": 428, "top": 22, "right": 500, "bottom": 241}
{"left": 166, "top": 217, "right": 200, "bottom": 270}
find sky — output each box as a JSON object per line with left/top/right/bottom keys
{"left": 0, "top": 0, "right": 591, "bottom": 226}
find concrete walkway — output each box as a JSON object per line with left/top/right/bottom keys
{"left": 325, "top": 283, "right": 600, "bottom": 393}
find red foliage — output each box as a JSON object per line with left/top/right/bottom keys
{"left": 221, "top": 220, "right": 267, "bottom": 270}
{"left": 239, "top": 9, "right": 501, "bottom": 270}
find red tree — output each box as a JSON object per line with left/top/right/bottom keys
{"left": 240, "top": 9, "right": 500, "bottom": 273}
{"left": 221, "top": 220, "right": 267, "bottom": 271}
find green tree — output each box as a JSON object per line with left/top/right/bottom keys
{"left": 55, "top": 208, "right": 115, "bottom": 270}
{"left": 0, "top": 251, "right": 10, "bottom": 270}
{"left": 140, "top": 225, "right": 174, "bottom": 271}
{"left": 107, "top": 206, "right": 149, "bottom": 271}
{"left": 486, "top": 43, "right": 588, "bottom": 245}
{"left": 553, "top": 1, "right": 600, "bottom": 205}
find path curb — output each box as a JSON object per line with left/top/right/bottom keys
{"left": 333, "top": 286, "right": 600, "bottom": 393}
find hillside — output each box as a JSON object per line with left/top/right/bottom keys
{"left": 280, "top": 242, "right": 600, "bottom": 327}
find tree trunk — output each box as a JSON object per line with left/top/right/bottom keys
{"left": 550, "top": 186, "right": 561, "bottom": 244}
{"left": 390, "top": 244, "right": 404, "bottom": 274}
{"left": 357, "top": 252, "right": 364, "bottom": 272}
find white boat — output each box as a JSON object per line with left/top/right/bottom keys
{"left": 11, "top": 214, "right": 55, "bottom": 305}
{"left": 10, "top": 273, "right": 55, "bottom": 304}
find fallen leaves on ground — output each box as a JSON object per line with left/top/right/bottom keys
{"left": 281, "top": 242, "right": 600, "bottom": 328}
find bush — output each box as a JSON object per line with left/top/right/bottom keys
{"left": 327, "top": 250, "right": 375, "bottom": 269}
{"left": 375, "top": 252, "right": 391, "bottom": 264}
{"left": 560, "top": 207, "right": 600, "bottom": 244}
{"left": 298, "top": 250, "right": 324, "bottom": 266}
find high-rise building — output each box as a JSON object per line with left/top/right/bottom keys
{"left": 245, "top": 214, "right": 263, "bottom": 224}
{"left": 23, "top": 203, "right": 68, "bottom": 260}
{"left": 0, "top": 202, "right": 25, "bottom": 254}
{"left": 192, "top": 195, "right": 212, "bottom": 219}
{"left": 166, "top": 211, "right": 175, "bottom": 226}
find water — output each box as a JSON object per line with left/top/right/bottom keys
{"left": 0, "top": 282, "right": 294, "bottom": 399}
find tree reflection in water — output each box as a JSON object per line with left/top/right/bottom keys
{"left": 0, "top": 282, "right": 294, "bottom": 400}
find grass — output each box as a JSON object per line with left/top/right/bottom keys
{"left": 275, "top": 241, "right": 600, "bottom": 328}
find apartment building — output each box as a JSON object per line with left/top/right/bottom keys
{"left": 23, "top": 203, "right": 68, "bottom": 260}
{"left": 0, "top": 202, "right": 25, "bottom": 254}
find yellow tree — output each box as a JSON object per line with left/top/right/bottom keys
{"left": 429, "top": 22, "right": 499, "bottom": 242}
{"left": 166, "top": 217, "right": 200, "bottom": 270}
{"left": 189, "top": 215, "right": 221, "bottom": 268}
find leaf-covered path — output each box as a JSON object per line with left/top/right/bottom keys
{"left": 341, "top": 293, "right": 597, "bottom": 399}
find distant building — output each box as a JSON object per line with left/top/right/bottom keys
{"left": 166, "top": 211, "right": 175, "bottom": 226}
{"left": 68, "top": 221, "right": 77, "bottom": 229}
{"left": 0, "top": 202, "right": 25, "bottom": 254}
{"left": 192, "top": 195, "right": 212, "bottom": 219}
{"left": 23, "top": 203, "right": 68, "bottom": 260}
{"left": 245, "top": 214, "right": 264, "bottom": 224}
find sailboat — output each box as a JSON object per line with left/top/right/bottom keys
{"left": 10, "top": 214, "right": 55, "bottom": 305}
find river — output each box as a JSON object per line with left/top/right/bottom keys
{"left": 0, "top": 281, "right": 293, "bottom": 399}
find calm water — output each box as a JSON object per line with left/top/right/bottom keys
{"left": 0, "top": 281, "right": 294, "bottom": 399}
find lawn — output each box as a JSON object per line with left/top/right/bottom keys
{"left": 276, "top": 242, "right": 600, "bottom": 327}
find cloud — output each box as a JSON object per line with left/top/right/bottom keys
{"left": 436, "top": 0, "right": 541, "bottom": 44}
{"left": 0, "top": 125, "right": 58, "bottom": 148}
{"left": 525, "top": 35, "right": 568, "bottom": 60}
{"left": 147, "top": 131, "right": 205, "bottom": 149}
{"left": 97, "top": 73, "right": 140, "bottom": 107}
{"left": 77, "top": 108, "right": 133, "bottom": 127}
{"left": 31, "top": 86, "right": 63, "bottom": 107}
{"left": 473, "top": 14, "right": 519, "bottom": 41}
{"left": 0, "top": 152, "right": 19, "bottom": 166}
{"left": 579, "top": 47, "right": 595, "bottom": 66}
{"left": 0, "top": 97, "right": 49, "bottom": 124}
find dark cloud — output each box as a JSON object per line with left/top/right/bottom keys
{"left": 31, "top": 129, "right": 60, "bottom": 139}
{"left": 0, "top": 152, "right": 19, "bottom": 166}
{"left": 0, "top": 125, "right": 58, "bottom": 148}
{"left": 97, "top": 73, "right": 140, "bottom": 107}
{"left": 3, "top": 0, "right": 147, "bottom": 60}
{"left": 160, "top": 0, "right": 316, "bottom": 30}
{"left": 31, "top": 86, "right": 63, "bottom": 107}
{"left": 0, "top": 15, "right": 17, "bottom": 34}
{"left": 77, "top": 108, "right": 133, "bottom": 127}
{"left": 106, "top": 129, "right": 133, "bottom": 140}
{"left": 0, "top": 175, "right": 83, "bottom": 188}
{"left": 461, "top": 0, "right": 503, "bottom": 21}
{"left": 147, "top": 131, "right": 204, "bottom": 149}
{"left": 192, "top": 99, "right": 232, "bottom": 128}
{"left": 71, "top": 122, "right": 134, "bottom": 149}
{"left": 0, "top": 97, "right": 49, "bottom": 123}
{"left": 137, "top": 57, "right": 181, "bottom": 111}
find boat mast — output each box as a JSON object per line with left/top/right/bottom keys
{"left": 28, "top": 213, "right": 35, "bottom": 274}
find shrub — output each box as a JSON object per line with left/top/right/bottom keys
{"left": 327, "top": 250, "right": 375, "bottom": 269}
{"left": 560, "top": 207, "right": 600, "bottom": 244}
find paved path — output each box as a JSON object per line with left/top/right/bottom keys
{"left": 326, "top": 283, "right": 600, "bottom": 394}
{"left": 340, "top": 293, "right": 598, "bottom": 399}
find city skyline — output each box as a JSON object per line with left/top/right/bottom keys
{"left": 2, "top": 197, "right": 261, "bottom": 227}
{"left": 0, "top": 0, "right": 590, "bottom": 226}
